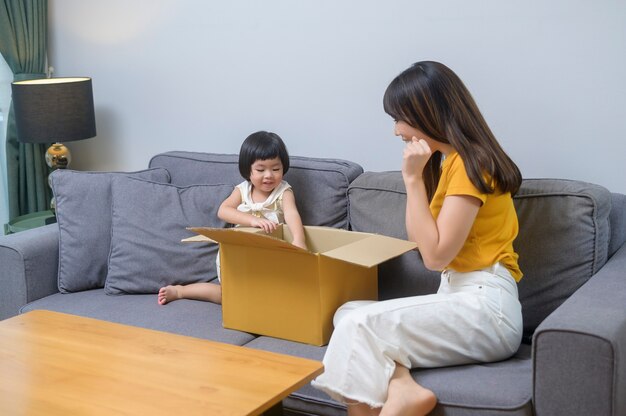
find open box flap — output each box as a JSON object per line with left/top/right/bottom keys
{"left": 322, "top": 234, "right": 417, "bottom": 268}
{"left": 181, "top": 234, "right": 215, "bottom": 243}
{"left": 187, "top": 227, "right": 307, "bottom": 253}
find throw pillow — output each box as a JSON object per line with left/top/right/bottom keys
{"left": 104, "top": 176, "right": 233, "bottom": 295}
{"left": 51, "top": 168, "right": 171, "bottom": 293}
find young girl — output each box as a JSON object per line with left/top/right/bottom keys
{"left": 312, "top": 61, "right": 524, "bottom": 415}
{"left": 158, "top": 131, "right": 307, "bottom": 305}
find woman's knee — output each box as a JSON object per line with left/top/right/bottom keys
{"left": 333, "top": 300, "right": 378, "bottom": 327}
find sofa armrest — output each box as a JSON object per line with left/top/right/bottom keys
{"left": 532, "top": 243, "right": 626, "bottom": 416}
{"left": 0, "top": 224, "right": 60, "bottom": 320}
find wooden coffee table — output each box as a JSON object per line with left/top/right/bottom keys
{"left": 0, "top": 310, "right": 324, "bottom": 415}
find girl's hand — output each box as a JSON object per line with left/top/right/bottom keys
{"left": 250, "top": 217, "right": 278, "bottom": 234}
{"left": 402, "top": 137, "right": 432, "bottom": 183}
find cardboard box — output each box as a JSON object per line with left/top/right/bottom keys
{"left": 186, "top": 225, "right": 416, "bottom": 346}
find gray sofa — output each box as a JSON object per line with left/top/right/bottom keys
{"left": 1, "top": 150, "right": 625, "bottom": 416}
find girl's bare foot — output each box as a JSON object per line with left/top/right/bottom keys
{"left": 380, "top": 366, "right": 437, "bottom": 416}
{"left": 158, "top": 285, "right": 181, "bottom": 305}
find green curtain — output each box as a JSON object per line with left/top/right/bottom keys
{"left": 0, "top": 0, "right": 51, "bottom": 219}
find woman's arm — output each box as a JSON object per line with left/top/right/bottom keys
{"left": 217, "top": 188, "right": 278, "bottom": 233}
{"left": 405, "top": 186, "right": 479, "bottom": 270}
{"left": 403, "top": 138, "right": 480, "bottom": 270}
{"left": 281, "top": 190, "right": 307, "bottom": 250}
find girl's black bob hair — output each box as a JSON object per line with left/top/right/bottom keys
{"left": 238, "top": 131, "right": 290, "bottom": 180}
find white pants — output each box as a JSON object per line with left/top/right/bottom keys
{"left": 311, "top": 263, "right": 523, "bottom": 408}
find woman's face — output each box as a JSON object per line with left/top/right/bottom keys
{"left": 394, "top": 120, "right": 431, "bottom": 143}
{"left": 393, "top": 120, "right": 453, "bottom": 155}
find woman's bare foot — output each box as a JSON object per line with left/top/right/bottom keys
{"left": 380, "top": 365, "right": 437, "bottom": 416}
{"left": 347, "top": 400, "right": 381, "bottom": 416}
{"left": 158, "top": 285, "right": 182, "bottom": 305}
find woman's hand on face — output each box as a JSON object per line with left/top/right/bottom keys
{"left": 402, "top": 137, "right": 432, "bottom": 183}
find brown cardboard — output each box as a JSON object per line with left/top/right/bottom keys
{"left": 186, "top": 225, "right": 416, "bottom": 346}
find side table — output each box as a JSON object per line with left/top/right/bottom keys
{"left": 4, "top": 210, "right": 56, "bottom": 235}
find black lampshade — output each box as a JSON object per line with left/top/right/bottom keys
{"left": 11, "top": 77, "right": 96, "bottom": 143}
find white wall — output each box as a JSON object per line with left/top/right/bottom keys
{"left": 48, "top": 0, "right": 626, "bottom": 193}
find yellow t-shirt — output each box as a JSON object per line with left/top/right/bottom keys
{"left": 429, "top": 152, "right": 523, "bottom": 281}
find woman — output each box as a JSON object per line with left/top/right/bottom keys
{"left": 312, "top": 61, "right": 524, "bottom": 416}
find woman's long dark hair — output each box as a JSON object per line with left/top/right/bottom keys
{"left": 383, "top": 61, "right": 522, "bottom": 201}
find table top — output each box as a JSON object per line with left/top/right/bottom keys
{"left": 0, "top": 310, "right": 324, "bottom": 415}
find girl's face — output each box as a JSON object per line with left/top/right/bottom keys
{"left": 249, "top": 157, "right": 284, "bottom": 195}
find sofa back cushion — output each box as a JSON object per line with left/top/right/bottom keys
{"left": 348, "top": 172, "right": 441, "bottom": 299}
{"left": 149, "top": 151, "right": 363, "bottom": 229}
{"left": 609, "top": 193, "right": 626, "bottom": 258}
{"left": 513, "top": 179, "right": 611, "bottom": 335}
{"left": 348, "top": 173, "right": 613, "bottom": 336}
{"left": 50, "top": 168, "right": 171, "bottom": 293}
{"left": 104, "top": 176, "right": 233, "bottom": 295}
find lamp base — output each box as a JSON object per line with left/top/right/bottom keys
{"left": 46, "top": 142, "right": 72, "bottom": 212}
{"left": 45, "top": 143, "right": 71, "bottom": 169}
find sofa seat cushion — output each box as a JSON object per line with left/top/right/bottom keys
{"left": 245, "top": 337, "right": 532, "bottom": 416}
{"left": 19, "top": 287, "right": 256, "bottom": 345}
{"left": 414, "top": 344, "right": 532, "bottom": 416}
{"left": 149, "top": 151, "right": 364, "bottom": 229}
